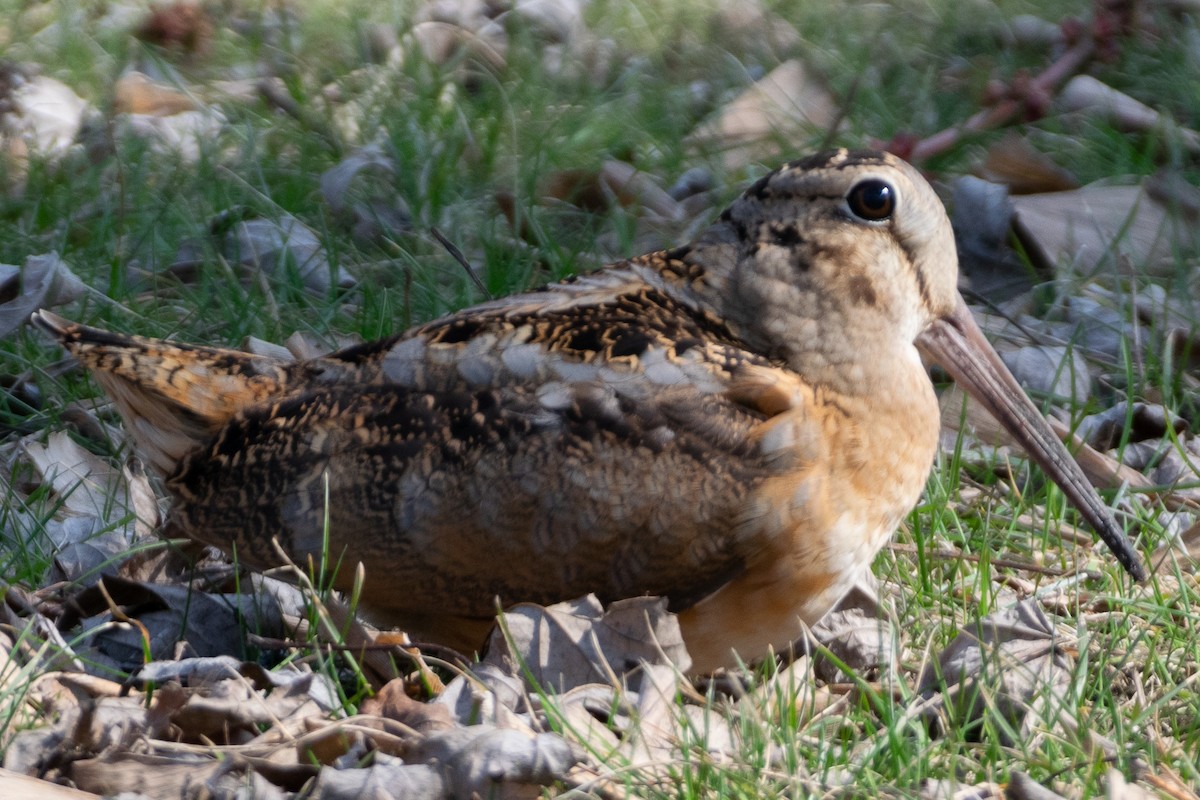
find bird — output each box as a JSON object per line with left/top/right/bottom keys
{"left": 32, "top": 149, "right": 1145, "bottom": 673}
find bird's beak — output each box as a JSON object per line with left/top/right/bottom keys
{"left": 916, "top": 296, "right": 1147, "bottom": 581}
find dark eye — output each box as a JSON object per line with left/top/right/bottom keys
{"left": 847, "top": 179, "right": 895, "bottom": 221}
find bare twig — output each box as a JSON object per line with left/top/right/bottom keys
{"left": 901, "top": 37, "right": 1095, "bottom": 164}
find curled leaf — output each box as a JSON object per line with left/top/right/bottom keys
{"left": 0, "top": 253, "right": 85, "bottom": 339}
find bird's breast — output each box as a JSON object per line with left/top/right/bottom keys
{"left": 679, "top": 359, "right": 941, "bottom": 671}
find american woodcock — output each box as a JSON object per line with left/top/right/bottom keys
{"left": 33, "top": 149, "right": 1145, "bottom": 672}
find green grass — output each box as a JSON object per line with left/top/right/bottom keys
{"left": 2, "top": 0, "right": 1199, "bottom": 795}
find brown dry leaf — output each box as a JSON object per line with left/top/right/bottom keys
{"left": 0, "top": 253, "right": 86, "bottom": 339}
{"left": 18, "top": 429, "right": 159, "bottom": 583}
{"left": 739, "top": 655, "right": 843, "bottom": 735}
{"left": 0, "top": 767, "right": 103, "bottom": 799}
{"left": 499, "top": 0, "right": 586, "bottom": 44}
{"left": 917, "top": 600, "right": 1076, "bottom": 743}
{"left": 978, "top": 134, "right": 1079, "bottom": 195}
{"left": 614, "top": 663, "right": 738, "bottom": 774}
{"left": 71, "top": 752, "right": 285, "bottom": 800}
{"left": 404, "top": 724, "right": 580, "bottom": 799}
{"left": 1059, "top": 76, "right": 1200, "bottom": 155}
{"left": 706, "top": 0, "right": 801, "bottom": 58}
{"left": 361, "top": 679, "right": 456, "bottom": 735}
{"left": 112, "top": 71, "right": 200, "bottom": 116}
{"left": 0, "top": 590, "right": 85, "bottom": 676}
{"left": 809, "top": 579, "right": 898, "bottom": 682}
{"left": 939, "top": 383, "right": 1019, "bottom": 449}
{"left": 58, "top": 577, "right": 283, "bottom": 675}
{"left": 1012, "top": 181, "right": 1197, "bottom": 278}
{"left": 223, "top": 215, "right": 355, "bottom": 294}
{"left": 434, "top": 663, "right": 531, "bottom": 730}
{"left": 687, "top": 59, "right": 838, "bottom": 171}
{"left": 483, "top": 594, "right": 691, "bottom": 692}
{"left": 540, "top": 683, "right": 624, "bottom": 755}
{"left": 1060, "top": 294, "right": 1136, "bottom": 364}
{"left": 617, "top": 663, "right": 681, "bottom": 768}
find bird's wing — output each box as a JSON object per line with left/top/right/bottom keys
{"left": 167, "top": 356, "right": 819, "bottom": 622}
{"left": 166, "top": 273, "right": 831, "bottom": 624}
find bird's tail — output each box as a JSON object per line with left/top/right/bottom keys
{"left": 31, "top": 310, "right": 293, "bottom": 477}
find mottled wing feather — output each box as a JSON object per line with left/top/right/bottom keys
{"left": 169, "top": 375, "right": 778, "bottom": 619}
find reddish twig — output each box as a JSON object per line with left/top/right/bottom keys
{"left": 897, "top": 36, "right": 1095, "bottom": 165}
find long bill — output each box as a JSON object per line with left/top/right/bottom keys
{"left": 916, "top": 296, "right": 1147, "bottom": 582}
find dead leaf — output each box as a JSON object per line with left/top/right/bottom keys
{"left": 500, "top": 0, "right": 586, "bottom": 44}
{"left": 687, "top": 59, "right": 838, "bottom": 171}
{"left": 483, "top": 595, "right": 691, "bottom": 692}
{"left": 112, "top": 72, "right": 200, "bottom": 116}
{"left": 400, "top": 20, "right": 507, "bottom": 72}
{"left": 0, "top": 253, "right": 86, "bottom": 339}
{"left": 19, "top": 430, "right": 159, "bottom": 583}
{"left": 978, "top": 134, "right": 1079, "bottom": 195}
{"left": 405, "top": 724, "right": 579, "bottom": 799}
{"left": 706, "top": 0, "right": 801, "bottom": 58}
{"left": 361, "top": 679, "right": 456, "bottom": 735}
{"left": 174, "top": 212, "right": 356, "bottom": 294}
{"left": 434, "top": 663, "right": 530, "bottom": 729}
{"left": 740, "top": 655, "right": 842, "bottom": 732}
{"left": 538, "top": 683, "right": 623, "bottom": 754}
{"left": 1007, "top": 770, "right": 1069, "bottom": 800}
{"left": 1104, "top": 768, "right": 1158, "bottom": 800}
{"left": 615, "top": 663, "right": 739, "bottom": 770}
{"left": 70, "top": 752, "right": 283, "bottom": 800}
{"left": 59, "top": 577, "right": 283, "bottom": 675}
{"left": 1061, "top": 295, "right": 1132, "bottom": 364}
{"left": 1045, "top": 417, "right": 1165, "bottom": 505}
{"left": 999, "top": 344, "right": 1090, "bottom": 404}
{"left": 920, "top": 778, "right": 1005, "bottom": 799}
{"left": 114, "top": 108, "right": 224, "bottom": 163}
{"left": 310, "top": 756, "right": 446, "bottom": 800}
{"left": 0, "top": 65, "right": 90, "bottom": 161}
{"left": 1012, "top": 181, "right": 1198, "bottom": 278}
{"left": 1075, "top": 402, "right": 1186, "bottom": 451}
{"left": 809, "top": 580, "right": 897, "bottom": 682}
{"left": 0, "top": 767, "right": 102, "bottom": 799}
{"left": 320, "top": 143, "right": 412, "bottom": 246}
{"left": 950, "top": 176, "right": 1038, "bottom": 302}
{"left": 228, "top": 215, "right": 355, "bottom": 293}
{"left": 917, "top": 601, "right": 1076, "bottom": 743}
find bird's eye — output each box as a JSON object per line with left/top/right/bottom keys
{"left": 847, "top": 179, "right": 895, "bottom": 221}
